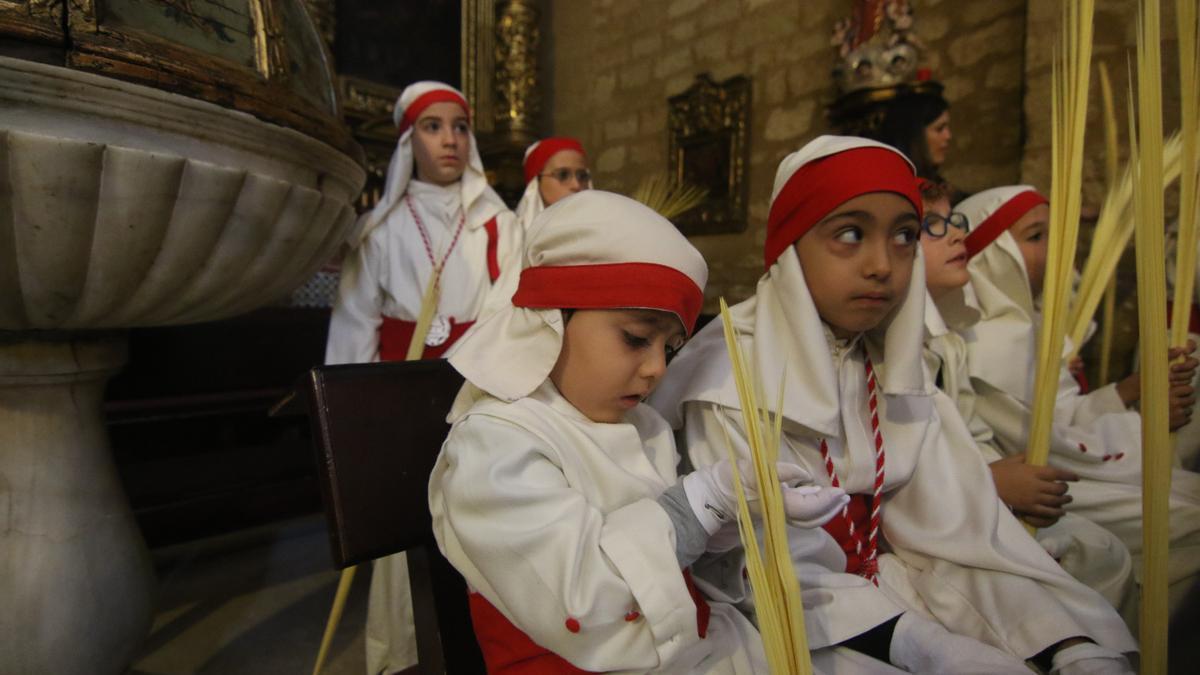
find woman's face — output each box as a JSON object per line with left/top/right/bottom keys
{"left": 924, "top": 110, "right": 952, "bottom": 167}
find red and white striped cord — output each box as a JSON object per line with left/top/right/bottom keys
{"left": 818, "top": 353, "right": 886, "bottom": 585}
{"left": 405, "top": 194, "right": 466, "bottom": 280}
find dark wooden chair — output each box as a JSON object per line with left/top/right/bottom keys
{"left": 277, "top": 359, "right": 484, "bottom": 674}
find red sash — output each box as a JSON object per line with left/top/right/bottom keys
{"left": 375, "top": 216, "right": 502, "bottom": 362}
{"left": 466, "top": 571, "right": 710, "bottom": 674}
{"left": 821, "top": 493, "right": 872, "bottom": 575}
{"left": 378, "top": 316, "right": 475, "bottom": 361}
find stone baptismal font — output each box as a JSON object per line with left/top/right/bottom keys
{"left": 0, "top": 1, "right": 366, "bottom": 671}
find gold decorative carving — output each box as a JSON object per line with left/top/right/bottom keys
{"left": 0, "top": 0, "right": 66, "bottom": 44}
{"left": 339, "top": 75, "right": 401, "bottom": 211}
{"left": 462, "top": 0, "right": 496, "bottom": 135}
{"left": 668, "top": 73, "right": 750, "bottom": 236}
{"left": 250, "top": 0, "right": 286, "bottom": 79}
{"left": 493, "top": 0, "right": 538, "bottom": 139}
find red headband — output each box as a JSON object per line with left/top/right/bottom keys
{"left": 764, "top": 147, "right": 923, "bottom": 269}
{"left": 398, "top": 89, "right": 470, "bottom": 134}
{"left": 964, "top": 190, "right": 1048, "bottom": 259}
{"left": 524, "top": 138, "right": 586, "bottom": 184}
{"left": 511, "top": 263, "right": 704, "bottom": 335}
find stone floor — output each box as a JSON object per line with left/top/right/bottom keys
{"left": 127, "top": 516, "right": 368, "bottom": 675}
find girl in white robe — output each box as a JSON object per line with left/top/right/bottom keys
{"left": 651, "top": 136, "right": 1137, "bottom": 674}
{"left": 430, "top": 190, "right": 885, "bottom": 674}
{"left": 918, "top": 181, "right": 1134, "bottom": 614}
{"left": 324, "top": 81, "right": 522, "bottom": 674}
{"left": 514, "top": 136, "right": 590, "bottom": 232}
{"left": 958, "top": 185, "right": 1200, "bottom": 617}
{"left": 326, "top": 81, "right": 522, "bottom": 365}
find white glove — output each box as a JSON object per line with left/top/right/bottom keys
{"left": 1049, "top": 642, "right": 1132, "bottom": 675}
{"left": 682, "top": 459, "right": 847, "bottom": 535}
{"left": 1037, "top": 529, "right": 1074, "bottom": 560}
{"left": 888, "top": 612, "right": 1030, "bottom": 674}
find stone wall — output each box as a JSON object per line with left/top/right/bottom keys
{"left": 544, "top": 0, "right": 1030, "bottom": 309}
{"left": 1021, "top": 0, "right": 1184, "bottom": 205}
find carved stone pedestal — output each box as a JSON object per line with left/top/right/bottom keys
{"left": 0, "top": 336, "right": 153, "bottom": 674}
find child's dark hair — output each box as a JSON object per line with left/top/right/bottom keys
{"left": 918, "top": 178, "right": 952, "bottom": 205}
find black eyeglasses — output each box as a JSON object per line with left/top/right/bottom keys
{"left": 540, "top": 168, "right": 591, "bottom": 184}
{"left": 921, "top": 212, "right": 969, "bottom": 238}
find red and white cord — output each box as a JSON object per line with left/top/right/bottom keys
{"left": 818, "top": 353, "right": 886, "bottom": 585}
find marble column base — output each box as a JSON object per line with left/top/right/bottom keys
{"left": 0, "top": 335, "right": 153, "bottom": 674}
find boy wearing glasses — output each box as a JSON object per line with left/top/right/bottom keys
{"left": 514, "top": 137, "right": 591, "bottom": 232}
{"left": 917, "top": 180, "right": 1136, "bottom": 611}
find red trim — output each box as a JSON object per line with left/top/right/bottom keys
{"left": 378, "top": 316, "right": 474, "bottom": 361}
{"left": 467, "top": 593, "right": 596, "bottom": 674}
{"left": 964, "top": 190, "right": 1048, "bottom": 259}
{"left": 484, "top": 216, "right": 501, "bottom": 283}
{"left": 765, "top": 147, "right": 922, "bottom": 269}
{"left": 525, "top": 138, "right": 587, "bottom": 184}
{"left": 398, "top": 90, "right": 470, "bottom": 133}
{"left": 511, "top": 263, "right": 704, "bottom": 335}
{"left": 467, "top": 572, "right": 709, "bottom": 674}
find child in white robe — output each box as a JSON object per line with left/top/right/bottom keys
{"left": 327, "top": 81, "right": 522, "bottom": 365}
{"left": 514, "top": 136, "right": 590, "bottom": 232}
{"left": 918, "top": 180, "right": 1134, "bottom": 613}
{"left": 324, "top": 81, "right": 522, "bottom": 674}
{"left": 651, "top": 136, "right": 1137, "bottom": 674}
{"left": 958, "top": 185, "right": 1200, "bottom": 617}
{"left": 429, "top": 190, "right": 892, "bottom": 674}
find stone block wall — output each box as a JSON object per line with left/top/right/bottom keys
{"left": 545, "top": 0, "right": 1029, "bottom": 308}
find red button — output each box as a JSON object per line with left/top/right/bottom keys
{"left": 624, "top": 611, "right": 640, "bottom": 622}
{"left": 565, "top": 617, "right": 581, "bottom": 633}
{"left": 1078, "top": 443, "right": 1088, "bottom": 453}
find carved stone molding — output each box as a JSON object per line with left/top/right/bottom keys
{"left": 668, "top": 73, "right": 751, "bottom": 236}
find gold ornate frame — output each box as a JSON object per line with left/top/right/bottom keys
{"left": 0, "top": 0, "right": 354, "bottom": 156}
{"left": 668, "top": 73, "right": 751, "bottom": 236}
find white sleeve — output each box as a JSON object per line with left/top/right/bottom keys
{"left": 325, "top": 237, "right": 384, "bottom": 365}
{"left": 429, "top": 414, "right": 703, "bottom": 672}
{"left": 1054, "top": 365, "right": 1127, "bottom": 427}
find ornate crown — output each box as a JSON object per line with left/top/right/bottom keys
{"left": 828, "top": 0, "right": 939, "bottom": 133}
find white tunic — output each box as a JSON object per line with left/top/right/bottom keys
{"left": 963, "top": 231, "right": 1200, "bottom": 613}
{"left": 430, "top": 381, "right": 905, "bottom": 674}
{"left": 924, "top": 291, "right": 1135, "bottom": 614}
{"left": 651, "top": 251, "right": 1136, "bottom": 663}
{"left": 325, "top": 180, "right": 521, "bottom": 365}
{"left": 430, "top": 381, "right": 767, "bottom": 674}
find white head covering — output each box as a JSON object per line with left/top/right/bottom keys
{"left": 513, "top": 137, "right": 589, "bottom": 232}
{"left": 448, "top": 190, "right": 707, "bottom": 418}
{"left": 655, "top": 135, "right": 931, "bottom": 435}
{"left": 350, "top": 81, "right": 508, "bottom": 244}
{"left": 958, "top": 185, "right": 1047, "bottom": 401}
